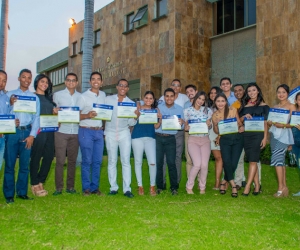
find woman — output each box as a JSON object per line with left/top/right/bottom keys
{"left": 184, "top": 91, "right": 212, "bottom": 194}
{"left": 267, "top": 84, "right": 295, "bottom": 197}
{"left": 30, "top": 74, "right": 57, "bottom": 196}
{"left": 208, "top": 86, "right": 223, "bottom": 190}
{"left": 239, "top": 83, "right": 269, "bottom": 196}
{"left": 212, "top": 93, "right": 244, "bottom": 197}
{"left": 131, "top": 91, "right": 162, "bottom": 196}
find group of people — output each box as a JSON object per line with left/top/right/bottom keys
{"left": 0, "top": 68, "right": 300, "bottom": 204}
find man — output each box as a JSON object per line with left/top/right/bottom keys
{"left": 220, "top": 77, "right": 237, "bottom": 105}
{"left": 156, "top": 88, "right": 184, "bottom": 195}
{"left": 184, "top": 84, "right": 197, "bottom": 176}
{"left": 53, "top": 73, "right": 81, "bottom": 195}
{"left": 77, "top": 72, "right": 106, "bottom": 196}
{"left": 159, "top": 79, "right": 189, "bottom": 186}
{"left": 105, "top": 79, "right": 137, "bottom": 198}
{"left": 4, "top": 69, "right": 40, "bottom": 204}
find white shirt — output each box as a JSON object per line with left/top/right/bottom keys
{"left": 104, "top": 94, "right": 137, "bottom": 136}
{"left": 159, "top": 93, "right": 189, "bottom": 108}
{"left": 53, "top": 88, "right": 81, "bottom": 134}
{"left": 77, "top": 89, "right": 106, "bottom": 127}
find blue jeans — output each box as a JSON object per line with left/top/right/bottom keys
{"left": 78, "top": 128, "right": 104, "bottom": 192}
{"left": 0, "top": 136, "right": 5, "bottom": 171}
{"left": 292, "top": 127, "right": 300, "bottom": 168}
{"left": 3, "top": 128, "right": 31, "bottom": 198}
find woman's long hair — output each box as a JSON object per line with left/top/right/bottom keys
{"left": 208, "top": 86, "right": 222, "bottom": 108}
{"left": 295, "top": 92, "right": 300, "bottom": 110}
{"left": 34, "top": 74, "right": 56, "bottom": 106}
{"left": 241, "top": 82, "right": 265, "bottom": 107}
{"left": 192, "top": 91, "right": 209, "bottom": 114}
{"left": 214, "top": 93, "right": 229, "bottom": 119}
{"left": 144, "top": 90, "right": 157, "bottom": 109}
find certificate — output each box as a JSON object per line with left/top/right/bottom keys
{"left": 162, "top": 115, "right": 182, "bottom": 130}
{"left": 139, "top": 109, "right": 158, "bottom": 124}
{"left": 218, "top": 118, "right": 238, "bottom": 135}
{"left": 290, "top": 111, "right": 300, "bottom": 126}
{"left": 244, "top": 117, "right": 265, "bottom": 132}
{"left": 117, "top": 102, "right": 137, "bottom": 118}
{"left": 288, "top": 86, "right": 300, "bottom": 104}
{"left": 13, "top": 95, "right": 36, "bottom": 113}
{"left": 40, "top": 115, "right": 59, "bottom": 132}
{"left": 0, "top": 115, "right": 16, "bottom": 134}
{"left": 92, "top": 104, "right": 113, "bottom": 121}
{"left": 188, "top": 119, "right": 208, "bottom": 134}
{"left": 267, "top": 108, "right": 289, "bottom": 124}
{"left": 58, "top": 106, "right": 80, "bottom": 123}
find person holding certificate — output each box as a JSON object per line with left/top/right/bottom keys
{"left": 105, "top": 79, "right": 138, "bottom": 198}
{"left": 3, "top": 69, "right": 40, "bottom": 204}
{"left": 208, "top": 86, "right": 223, "bottom": 190}
{"left": 52, "top": 73, "right": 82, "bottom": 195}
{"left": 184, "top": 91, "right": 213, "bottom": 194}
{"left": 131, "top": 91, "right": 162, "bottom": 196}
{"left": 239, "top": 83, "right": 269, "bottom": 196}
{"left": 77, "top": 72, "right": 106, "bottom": 196}
{"left": 267, "top": 84, "right": 295, "bottom": 198}
{"left": 156, "top": 88, "right": 184, "bottom": 195}
{"left": 212, "top": 93, "right": 244, "bottom": 198}
{"left": 29, "top": 74, "right": 57, "bottom": 197}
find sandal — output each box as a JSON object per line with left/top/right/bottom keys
{"left": 231, "top": 186, "right": 238, "bottom": 198}
{"left": 219, "top": 183, "right": 227, "bottom": 195}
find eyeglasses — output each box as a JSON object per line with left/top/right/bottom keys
{"left": 66, "top": 79, "right": 77, "bottom": 83}
{"left": 171, "top": 84, "right": 180, "bottom": 87}
{"left": 118, "top": 84, "right": 129, "bottom": 88}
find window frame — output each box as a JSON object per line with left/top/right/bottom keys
{"left": 79, "top": 37, "right": 84, "bottom": 54}
{"left": 123, "top": 11, "right": 135, "bottom": 34}
{"left": 71, "top": 41, "right": 77, "bottom": 57}
{"left": 93, "top": 29, "right": 101, "bottom": 48}
{"left": 132, "top": 5, "right": 148, "bottom": 28}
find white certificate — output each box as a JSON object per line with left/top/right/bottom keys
{"left": 117, "top": 102, "right": 137, "bottom": 118}
{"left": 0, "top": 115, "right": 16, "bottom": 133}
{"left": 218, "top": 118, "right": 238, "bottom": 135}
{"left": 188, "top": 119, "right": 208, "bottom": 134}
{"left": 139, "top": 109, "right": 158, "bottom": 124}
{"left": 244, "top": 117, "right": 265, "bottom": 132}
{"left": 13, "top": 95, "right": 37, "bottom": 113}
{"left": 58, "top": 106, "right": 80, "bottom": 123}
{"left": 288, "top": 86, "right": 300, "bottom": 104}
{"left": 290, "top": 111, "right": 300, "bottom": 126}
{"left": 92, "top": 104, "right": 113, "bottom": 121}
{"left": 40, "top": 115, "right": 59, "bottom": 132}
{"left": 267, "top": 108, "right": 289, "bottom": 124}
{"left": 162, "top": 115, "right": 181, "bottom": 130}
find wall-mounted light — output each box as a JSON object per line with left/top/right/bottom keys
{"left": 69, "top": 18, "right": 76, "bottom": 26}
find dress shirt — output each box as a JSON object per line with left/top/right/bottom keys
{"left": 78, "top": 89, "right": 106, "bottom": 127}
{"left": 226, "top": 91, "right": 237, "bottom": 106}
{"left": 6, "top": 88, "right": 40, "bottom": 137}
{"left": 0, "top": 90, "right": 9, "bottom": 114}
{"left": 159, "top": 93, "right": 189, "bottom": 108}
{"left": 104, "top": 94, "right": 137, "bottom": 136}
{"left": 53, "top": 88, "right": 81, "bottom": 134}
{"left": 155, "top": 102, "right": 184, "bottom": 135}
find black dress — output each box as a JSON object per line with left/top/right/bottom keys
{"left": 239, "top": 105, "right": 270, "bottom": 162}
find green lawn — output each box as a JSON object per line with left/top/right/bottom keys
{"left": 0, "top": 157, "right": 300, "bottom": 249}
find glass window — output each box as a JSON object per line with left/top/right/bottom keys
{"left": 157, "top": 0, "right": 167, "bottom": 17}
{"left": 132, "top": 6, "right": 148, "bottom": 23}
{"left": 94, "top": 30, "right": 100, "bottom": 45}
{"left": 224, "top": 0, "right": 234, "bottom": 33}
{"left": 248, "top": 0, "right": 256, "bottom": 25}
{"left": 80, "top": 37, "right": 84, "bottom": 52}
{"left": 235, "top": 0, "right": 245, "bottom": 29}
{"left": 216, "top": 1, "right": 223, "bottom": 35}
{"left": 125, "top": 13, "right": 134, "bottom": 31}
{"left": 72, "top": 41, "right": 77, "bottom": 55}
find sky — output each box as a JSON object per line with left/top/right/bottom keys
{"left": 1, "top": 0, "right": 114, "bottom": 91}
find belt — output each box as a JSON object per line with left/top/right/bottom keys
{"left": 155, "top": 132, "right": 173, "bottom": 137}
{"left": 80, "top": 126, "right": 104, "bottom": 130}
{"left": 17, "top": 124, "right": 31, "bottom": 130}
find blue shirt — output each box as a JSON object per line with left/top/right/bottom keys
{"left": 7, "top": 88, "right": 40, "bottom": 137}
{"left": 226, "top": 91, "right": 237, "bottom": 106}
{"left": 0, "top": 90, "right": 9, "bottom": 114}
{"left": 184, "top": 100, "right": 192, "bottom": 109}
{"left": 131, "top": 121, "right": 155, "bottom": 139}
{"left": 155, "top": 103, "right": 184, "bottom": 135}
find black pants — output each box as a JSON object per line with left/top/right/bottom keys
{"left": 219, "top": 133, "right": 244, "bottom": 182}
{"left": 156, "top": 134, "right": 178, "bottom": 191}
{"left": 30, "top": 132, "right": 54, "bottom": 185}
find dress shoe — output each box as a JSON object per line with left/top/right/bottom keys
{"left": 52, "top": 190, "right": 62, "bottom": 196}
{"left": 66, "top": 189, "right": 77, "bottom": 194}
{"left": 124, "top": 191, "right": 134, "bottom": 198}
{"left": 16, "top": 195, "right": 33, "bottom": 200}
{"left": 150, "top": 186, "right": 156, "bottom": 196}
{"left": 83, "top": 190, "right": 91, "bottom": 196}
{"left": 242, "top": 181, "right": 247, "bottom": 187}
{"left": 156, "top": 189, "right": 163, "bottom": 195}
{"left": 138, "top": 186, "right": 144, "bottom": 195}
{"left": 252, "top": 185, "right": 261, "bottom": 196}
{"left": 6, "top": 198, "right": 14, "bottom": 204}
{"left": 242, "top": 187, "right": 251, "bottom": 196}
{"left": 108, "top": 190, "right": 118, "bottom": 195}
{"left": 91, "top": 189, "right": 104, "bottom": 196}
{"left": 171, "top": 189, "right": 178, "bottom": 196}
{"left": 162, "top": 183, "right": 167, "bottom": 190}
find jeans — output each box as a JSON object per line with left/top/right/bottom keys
{"left": 78, "top": 128, "right": 104, "bottom": 192}
{"left": 132, "top": 137, "right": 156, "bottom": 187}
{"left": 3, "top": 128, "right": 31, "bottom": 198}
{"left": 0, "top": 136, "right": 5, "bottom": 171}
{"left": 292, "top": 127, "right": 300, "bottom": 168}
{"left": 105, "top": 131, "right": 132, "bottom": 193}
{"left": 156, "top": 134, "right": 178, "bottom": 191}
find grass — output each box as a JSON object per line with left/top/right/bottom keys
{"left": 0, "top": 157, "right": 300, "bottom": 249}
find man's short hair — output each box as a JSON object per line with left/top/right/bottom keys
{"left": 0, "top": 69, "right": 7, "bottom": 77}
{"left": 90, "top": 71, "right": 102, "bottom": 81}
{"left": 233, "top": 83, "right": 244, "bottom": 89}
{"left": 219, "top": 77, "right": 232, "bottom": 85}
{"left": 164, "top": 88, "right": 175, "bottom": 96}
{"left": 65, "top": 72, "right": 78, "bottom": 81}
{"left": 118, "top": 78, "right": 129, "bottom": 86}
{"left": 171, "top": 79, "right": 181, "bottom": 86}
{"left": 185, "top": 84, "right": 197, "bottom": 91}
{"left": 19, "top": 69, "right": 32, "bottom": 77}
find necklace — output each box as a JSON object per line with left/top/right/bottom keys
{"left": 248, "top": 99, "right": 257, "bottom": 105}
{"left": 278, "top": 100, "right": 289, "bottom": 108}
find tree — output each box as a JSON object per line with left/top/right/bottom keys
{"left": 82, "top": 0, "right": 94, "bottom": 92}
{"left": 0, "top": 0, "right": 9, "bottom": 70}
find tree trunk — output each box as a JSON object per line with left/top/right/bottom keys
{"left": 82, "top": 0, "right": 94, "bottom": 92}
{"left": 0, "top": 0, "right": 9, "bottom": 70}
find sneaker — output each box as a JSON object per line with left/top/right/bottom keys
{"left": 171, "top": 189, "right": 178, "bottom": 196}
{"left": 53, "top": 190, "right": 62, "bottom": 196}
{"left": 293, "top": 191, "right": 300, "bottom": 197}
{"left": 138, "top": 186, "right": 144, "bottom": 195}
{"left": 91, "top": 189, "right": 104, "bottom": 196}
{"left": 124, "top": 191, "right": 134, "bottom": 198}
{"left": 66, "top": 189, "right": 77, "bottom": 194}
{"left": 150, "top": 186, "right": 156, "bottom": 196}
{"left": 108, "top": 190, "right": 118, "bottom": 195}
{"left": 83, "top": 190, "right": 91, "bottom": 196}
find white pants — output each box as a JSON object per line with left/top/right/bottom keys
{"left": 105, "top": 131, "right": 132, "bottom": 193}
{"left": 132, "top": 137, "right": 156, "bottom": 186}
